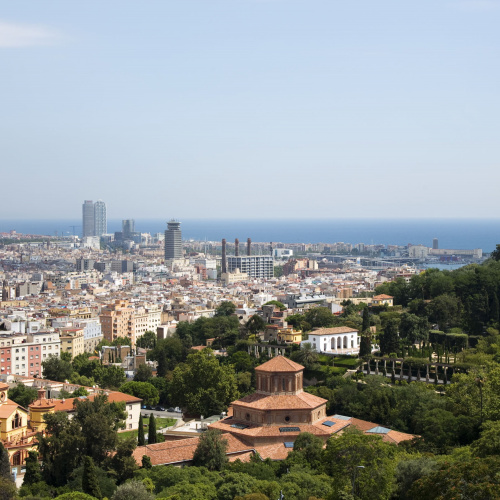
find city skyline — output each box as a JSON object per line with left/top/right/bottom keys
{"left": 1, "top": 1, "right": 499, "bottom": 219}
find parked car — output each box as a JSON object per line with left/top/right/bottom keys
{"left": 167, "top": 407, "right": 175, "bottom": 413}
{"left": 155, "top": 406, "right": 166, "bottom": 411}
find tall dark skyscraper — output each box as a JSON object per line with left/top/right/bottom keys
{"left": 433, "top": 238, "right": 439, "bottom": 250}
{"left": 122, "top": 219, "right": 135, "bottom": 239}
{"left": 82, "top": 200, "right": 107, "bottom": 238}
{"left": 165, "top": 220, "right": 182, "bottom": 260}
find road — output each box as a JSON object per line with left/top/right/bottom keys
{"left": 141, "top": 408, "right": 183, "bottom": 420}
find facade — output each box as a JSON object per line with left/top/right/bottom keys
{"left": 371, "top": 294, "right": 394, "bottom": 306}
{"left": 82, "top": 200, "right": 107, "bottom": 238}
{"left": 227, "top": 255, "right": 274, "bottom": 279}
{"left": 0, "top": 382, "right": 36, "bottom": 472}
{"left": 94, "top": 200, "right": 107, "bottom": 237}
{"left": 304, "top": 327, "right": 360, "bottom": 355}
{"left": 59, "top": 328, "right": 85, "bottom": 359}
{"left": 82, "top": 200, "right": 95, "bottom": 238}
{"left": 165, "top": 220, "right": 182, "bottom": 260}
{"left": 99, "top": 300, "right": 161, "bottom": 346}
{"left": 0, "top": 332, "right": 61, "bottom": 377}
{"left": 28, "top": 389, "right": 142, "bottom": 431}
{"left": 122, "top": 219, "right": 135, "bottom": 239}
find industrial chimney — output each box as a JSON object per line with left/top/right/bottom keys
{"left": 222, "top": 239, "right": 227, "bottom": 274}
{"left": 247, "top": 238, "right": 251, "bottom": 256}
{"left": 235, "top": 238, "right": 239, "bottom": 257}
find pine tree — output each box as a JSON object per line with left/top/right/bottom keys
{"left": 138, "top": 414, "right": 145, "bottom": 446}
{"left": 23, "top": 451, "right": 42, "bottom": 485}
{"left": 82, "top": 456, "right": 102, "bottom": 499}
{"left": 148, "top": 414, "right": 157, "bottom": 445}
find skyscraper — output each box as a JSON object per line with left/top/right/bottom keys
{"left": 94, "top": 200, "right": 107, "bottom": 237}
{"left": 82, "top": 200, "right": 107, "bottom": 238}
{"left": 122, "top": 219, "right": 135, "bottom": 239}
{"left": 82, "top": 201, "right": 95, "bottom": 238}
{"left": 165, "top": 220, "right": 182, "bottom": 260}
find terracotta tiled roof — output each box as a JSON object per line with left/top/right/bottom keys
{"left": 132, "top": 433, "right": 255, "bottom": 466}
{"left": 350, "top": 417, "right": 415, "bottom": 444}
{"left": 0, "top": 400, "right": 26, "bottom": 418}
{"left": 233, "top": 391, "right": 326, "bottom": 411}
{"left": 373, "top": 295, "right": 393, "bottom": 300}
{"left": 28, "top": 391, "right": 142, "bottom": 412}
{"left": 255, "top": 356, "right": 304, "bottom": 373}
{"left": 310, "top": 327, "right": 358, "bottom": 335}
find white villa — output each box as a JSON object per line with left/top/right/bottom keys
{"left": 302, "top": 327, "right": 360, "bottom": 355}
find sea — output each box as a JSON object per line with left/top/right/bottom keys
{"left": 1, "top": 218, "right": 499, "bottom": 253}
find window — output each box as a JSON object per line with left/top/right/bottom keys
{"left": 128, "top": 405, "right": 132, "bottom": 410}
{"left": 128, "top": 414, "right": 132, "bottom": 419}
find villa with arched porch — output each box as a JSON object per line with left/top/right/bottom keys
{"left": 302, "top": 327, "right": 360, "bottom": 355}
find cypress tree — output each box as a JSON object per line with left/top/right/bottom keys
{"left": 362, "top": 307, "right": 370, "bottom": 333}
{"left": 0, "top": 442, "right": 11, "bottom": 480}
{"left": 82, "top": 456, "right": 102, "bottom": 499}
{"left": 138, "top": 413, "right": 145, "bottom": 446}
{"left": 148, "top": 413, "right": 157, "bottom": 444}
{"left": 23, "top": 451, "right": 42, "bottom": 485}
{"left": 142, "top": 455, "right": 152, "bottom": 469}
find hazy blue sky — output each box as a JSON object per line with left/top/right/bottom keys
{"left": 1, "top": 0, "right": 499, "bottom": 220}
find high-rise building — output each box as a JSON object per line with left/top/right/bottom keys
{"left": 82, "top": 201, "right": 95, "bottom": 238}
{"left": 433, "top": 238, "right": 439, "bottom": 250}
{"left": 82, "top": 200, "right": 107, "bottom": 238}
{"left": 94, "top": 200, "right": 107, "bottom": 237}
{"left": 122, "top": 219, "right": 135, "bottom": 239}
{"left": 165, "top": 220, "right": 182, "bottom": 260}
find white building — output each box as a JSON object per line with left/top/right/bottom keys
{"left": 303, "top": 327, "right": 360, "bottom": 356}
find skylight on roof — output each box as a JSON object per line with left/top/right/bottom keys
{"left": 367, "top": 426, "right": 391, "bottom": 434}
{"left": 284, "top": 442, "right": 294, "bottom": 448}
{"left": 279, "top": 427, "right": 300, "bottom": 433}
{"left": 322, "top": 420, "right": 336, "bottom": 427}
{"left": 231, "top": 423, "right": 249, "bottom": 430}
{"left": 333, "top": 414, "right": 351, "bottom": 420}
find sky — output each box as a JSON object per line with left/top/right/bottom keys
{"left": 1, "top": 0, "right": 499, "bottom": 220}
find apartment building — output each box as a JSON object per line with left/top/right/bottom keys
{"left": 59, "top": 328, "right": 85, "bottom": 359}
{"left": 100, "top": 300, "right": 161, "bottom": 346}
{"left": 0, "top": 332, "right": 61, "bottom": 377}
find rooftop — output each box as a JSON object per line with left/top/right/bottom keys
{"left": 255, "top": 355, "right": 304, "bottom": 373}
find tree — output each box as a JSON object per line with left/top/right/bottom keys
{"left": 73, "top": 394, "right": 126, "bottom": 465}
{"left": 170, "top": 349, "right": 239, "bottom": 416}
{"left": 359, "top": 334, "right": 372, "bottom": 357}
{"left": 490, "top": 243, "right": 500, "bottom": 261}
{"left": 215, "top": 301, "right": 236, "bottom": 317}
{"left": 305, "top": 307, "right": 335, "bottom": 328}
{"left": 148, "top": 414, "right": 157, "bottom": 445}
{"left": 119, "top": 381, "right": 159, "bottom": 406}
{"left": 399, "top": 313, "right": 428, "bottom": 345}
{"left": 23, "top": 451, "right": 42, "bottom": 485}
{"left": 471, "top": 420, "right": 500, "bottom": 457}
{"left": 106, "top": 437, "right": 137, "bottom": 484}
{"left": 42, "top": 354, "right": 73, "bottom": 381}
{"left": 0, "top": 476, "right": 17, "bottom": 500}
{"left": 408, "top": 456, "right": 500, "bottom": 499}
{"left": 134, "top": 363, "right": 153, "bottom": 382}
{"left": 7, "top": 383, "right": 38, "bottom": 408}
{"left": 136, "top": 331, "right": 156, "bottom": 349}
{"left": 362, "top": 307, "right": 370, "bottom": 332}
{"left": 0, "top": 442, "right": 11, "bottom": 480}
{"left": 291, "top": 432, "right": 324, "bottom": 468}
{"left": 72, "top": 387, "right": 89, "bottom": 398}
{"left": 263, "top": 300, "right": 286, "bottom": 311}
{"left": 82, "top": 456, "right": 102, "bottom": 499}
{"left": 380, "top": 318, "right": 400, "bottom": 355}
{"left": 111, "top": 480, "right": 154, "bottom": 500}
{"left": 138, "top": 413, "right": 145, "bottom": 446}
{"left": 192, "top": 428, "right": 228, "bottom": 471}
{"left": 141, "top": 456, "right": 152, "bottom": 469}
{"left": 323, "top": 428, "right": 397, "bottom": 500}
{"left": 290, "top": 343, "right": 318, "bottom": 369}
{"left": 245, "top": 315, "right": 266, "bottom": 335}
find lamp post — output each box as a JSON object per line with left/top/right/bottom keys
{"left": 352, "top": 465, "right": 365, "bottom": 497}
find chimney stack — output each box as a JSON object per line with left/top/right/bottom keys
{"left": 247, "top": 238, "right": 251, "bottom": 256}
{"left": 235, "top": 238, "right": 239, "bottom": 257}
{"left": 222, "top": 239, "right": 227, "bottom": 274}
